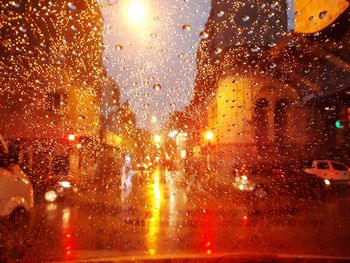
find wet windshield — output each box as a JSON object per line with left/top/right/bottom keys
{"left": 1, "top": 0, "right": 350, "bottom": 262}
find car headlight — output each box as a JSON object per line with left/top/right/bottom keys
{"left": 45, "top": 190, "right": 58, "bottom": 202}
{"left": 58, "top": 181, "right": 71, "bottom": 188}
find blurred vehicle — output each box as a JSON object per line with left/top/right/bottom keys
{"left": 26, "top": 155, "right": 79, "bottom": 203}
{"left": 0, "top": 134, "right": 34, "bottom": 218}
{"left": 303, "top": 160, "right": 350, "bottom": 184}
{"left": 42, "top": 176, "right": 78, "bottom": 203}
{"left": 231, "top": 163, "right": 328, "bottom": 199}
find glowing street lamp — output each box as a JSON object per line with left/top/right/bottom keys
{"left": 204, "top": 131, "right": 214, "bottom": 142}
{"left": 168, "top": 130, "right": 178, "bottom": 138}
{"left": 126, "top": 0, "right": 146, "bottom": 24}
{"left": 153, "top": 134, "right": 162, "bottom": 144}
{"left": 151, "top": 116, "right": 157, "bottom": 123}
{"left": 67, "top": 133, "right": 76, "bottom": 141}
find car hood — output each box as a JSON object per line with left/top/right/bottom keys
{"left": 52, "top": 251, "right": 350, "bottom": 263}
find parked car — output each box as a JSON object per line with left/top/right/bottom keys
{"left": 303, "top": 160, "right": 350, "bottom": 183}
{"left": 231, "top": 162, "right": 328, "bottom": 199}
{"left": 0, "top": 134, "right": 34, "bottom": 219}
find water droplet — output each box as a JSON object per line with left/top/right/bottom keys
{"left": 319, "top": 11, "right": 328, "bottom": 19}
{"left": 251, "top": 46, "right": 260, "bottom": 53}
{"left": 199, "top": 31, "right": 209, "bottom": 40}
{"left": 115, "top": 44, "right": 123, "bottom": 50}
{"left": 153, "top": 84, "right": 161, "bottom": 90}
{"left": 35, "top": 79, "right": 45, "bottom": 85}
{"left": 271, "top": 2, "right": 279, "bottom": 9}
{"left": 232, "top": 80, "right": 238, "bottom": 84}
{"left": 182, "top": 24, "right": 191, "bottom": 31}
{"left": 268, "top": 13, "right": 275, "bottom": 18}
{"left": 308, "top": 16, "right": 315, "bottom": 21}
{"left": 217, "top": 10, "right": 224, "bottom": 17}
{"left": 214, "top": 47, "right": 222, "bottom": 55}
{"left": 70, "top": 25, "right": 77, "bottom": 31}
{"left": 11, "top": 1, "right": 20, "bottom": 8}
{"left": 268, "top": 42, "right": 276, "bottom": 48}
{"left": 67, "top": 2, "right": 77, "bottom": 10}
{"left": 150, "top": 32, "right": 157, "bottom": 37}
{"left": 295, "top": 11, "right": 301, "bottom": 16}
{"left": 19, "top": 26, "right": 27, "bottom": 33}
{"left": 270, "top": 63, "right": 276, "bottom": 69}
{"left": 242, "top": 15, "right": 250, "bottom": 22}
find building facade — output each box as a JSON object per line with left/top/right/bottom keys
{"left": 192, "top": 0, "right": 350, "bottom": 173}
{"left": 0, "top": 0, "right": 108, "bottom": 182}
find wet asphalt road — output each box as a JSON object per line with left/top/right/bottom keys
{"left": 1, "top": 168, "right": 350, "bottom": 262}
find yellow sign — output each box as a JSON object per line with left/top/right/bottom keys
{"left": 294, "top": 0, "right": 349, "bottom": 33}
{"left": 105, "top": 131, "right": 122, "bottom": 147}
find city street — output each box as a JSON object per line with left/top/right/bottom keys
{"left": 1, "top": 167, "right": 350, "bottom": 262}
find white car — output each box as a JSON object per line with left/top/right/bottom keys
{"left": 0, "top": 135, "right": 34, "bottom": 218}
{"left": 304, "top": 160, "right": 350, "bottom": 181}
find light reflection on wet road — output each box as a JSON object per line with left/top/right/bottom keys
{"left": 1, "top": 167, "right": 350, "bottom": 261}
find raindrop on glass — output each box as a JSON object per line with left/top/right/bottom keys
{"left": 251, "top": 46, "right": 260, "bottom": 53}
{"left": 214, "top": 47, "right": 222, "bottom": 55}
{"left": 217, "top": 10, "right": 225, "bottom": 17}
{"left": 271, "top": 2, "right": 279, "bottom": 9}
{"left": 67, "top": 2, "right": 77, "bottom": 10}
{"left": 308, "top": 16, "right": 315, "bottom": 21}
{"left": 11, "top": 1, "right": 20, "bottom": 8}
{"left": 115, "top": 44, "right": 123, "bottom": 50}
{"left": 268, "top": 42, "right": 277, "bottom": 48}
{"left": 153, "top": 84, "right": 161, "bottom": 90}
{"left": 242, "top": 15, "right": 250, "bottom": 22}
{"left": 319, "top": 11, "right": 328, "bottom": 20}
{"left": 199, "top": 31, "right": 209, "bottom": 40}
{"left": 182, "top": 24, "right": 191, "bottom": 31}
{"left": 270, "top": 63, "right": 277, "bottom": 69}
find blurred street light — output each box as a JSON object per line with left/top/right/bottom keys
{"left": 126, "top": 0, "right": 147, "bottom": 24}
{"left": 151, "top": 116, "right": 157, "bottom": 123}
{"left": 168, "top": 130, "right": 178, "bottom": 138}
{"left": 204, "top": 130, "right": 214, "bottom": 142}
{"left": 153, "top": 134, "right": 162, "bottom": 144}
{"left": 68, "top": 133, "right": 76, "bottom": 141}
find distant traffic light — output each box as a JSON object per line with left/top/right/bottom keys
{"left": 67, "top": 133, "right": 76, "bottom": 141}
{"left": 204, "top": 131, "right": 214, "bottom": 141}
{"left": 335, "top": 120, "right": 344, "bottom": 129}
